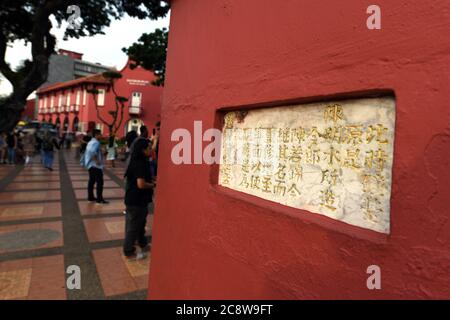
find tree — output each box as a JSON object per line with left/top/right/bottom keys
{"left": 0, "top": 0, "right": 170, "bottom": 132}
{"left": 123, "top": 27, "right": 168, "bottom": 86}
{"left": 86, "top": 71, "right": 127, "bottom": 137}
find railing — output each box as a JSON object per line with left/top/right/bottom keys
{"left": 129, "top": 106, "right": 142, "bottom": 115}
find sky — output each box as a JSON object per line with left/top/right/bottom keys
{"left": 0, "top": 12, "right": 170, "bottom": 97}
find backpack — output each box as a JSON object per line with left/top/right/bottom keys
{"left": 43, "top": 138, "right": 53, "bottom": 151}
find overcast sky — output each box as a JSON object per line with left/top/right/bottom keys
{"left": 0, "top": 13, "right": 170, "bottom": 97}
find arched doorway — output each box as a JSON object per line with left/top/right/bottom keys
{"left": 63, "top": 117, "right": 69, "bottom": 131}
{"left": 72, "top": 117, "right": 79, "bottom": 132}
{"left": 55, "top": 117, "right": 61, "bottom": 130}
{"left": 124, "top": 118, "right": 144, "bottom": 136}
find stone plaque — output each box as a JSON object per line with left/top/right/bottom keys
{"left": 218, "top": 97, "right": 396, "bottom": 233}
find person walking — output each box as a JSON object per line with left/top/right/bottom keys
{"left": 123, "top": 138, "right": 155, "bottom": 259}
{"left": 125, "top": 125, "right": 149, "bottom": 170}
{"left": 23, "top": 132, "right": 36, "bottom": 165}
{"left": 85, "top": 129, "right": 108, "bottom": 204}
{"left": 106, "top": 135, "right": 118, "bottom": 168}
{"left": 6, "top": 131, "right": 17, "bottom": 165}
{"left": 124, "top": 130, "right": 138, "bottom": 161}
{"left": 42, "top": 131, "right": 59, "bottom": 171}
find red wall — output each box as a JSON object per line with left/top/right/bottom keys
{"left": 149, "top": 0, "right": 450, "bottom": 299}
{"left": 22, "top": 99, "right": 36, "bottom": 120}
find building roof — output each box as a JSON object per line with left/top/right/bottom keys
{"left": 37, "top": 73, "right": 111, "bottom": 95}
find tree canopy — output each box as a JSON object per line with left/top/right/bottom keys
{"left": 123, "top": 27, "right": 168, "bottom": 86}
{"left": 0, "top": 0, "right": 170, "bottom": 131}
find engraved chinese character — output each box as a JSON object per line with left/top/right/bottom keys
{"left": 320, "top": 188, "right": 337, "bottom": 211}
{"left": 324, "top": 104, "right": 344, "bottom": 123}
{"left": 366, "top": 124, "right": 388, "bottom": 144}
{"left": 289, "top": 146, "right": 303, "bottom": 163}
{"left": 322, "top": 126, "right": 343, "bottom": 143}
{"left": 273, "top": 180, "right": 287, "bottom": 196}
{"left": 321, "top": 169, "right": 339, "bottom": 186}
{"left": 291, "top": 127, "right": 306, "bottom": 143}
{"left": 324, "top": 146, "right": 341, "bottom": 165}
{"left": 279, "top": 128, "right": 291, "bottom": 143}
{"left": 361, "top": 194, "right": 382, "bottom": 222}
{"left": 290, "top": 164, "right": 303, "bottom": 182}
{"left": 343, "top": 125, "right": 363, "bottom": 145}
{"left": 288, "top": 183, "right": 301, "bottom": 197}
{"left": 279, "top": 144, "right": 289, "bottom": 161}
{"left": 261, "top": 176, "right": 272, "bottom": 193}
{"left": 343, "top": 148, "right": 362, "bottom": 169}
{"left": 250, "top": 175, "right": 261, "bottom": 190}
{"left": 305, "top": 145, "right": 321, "bottom": 165}
{"left": 364, "top": 148, "right": 388, "bottom": 171}
{"left": 275, "top": 164, "right": 287, "bottom": 180}
{"left": 239, "top": 174, "right": 250, "bottom": 188}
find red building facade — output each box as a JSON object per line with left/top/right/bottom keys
{"left": 149, "top": 0, "right": 450, "bottom": 299}
{"left": 36, "top": 59, "right": 162, "bottom": 137}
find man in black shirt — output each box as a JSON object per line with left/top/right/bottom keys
{"left": 123, "top": 138, "right": 155, "bottom": 259}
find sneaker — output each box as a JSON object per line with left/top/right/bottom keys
{"left": 124, "top": 250, "right": 137, "bottom": 260}
{"left": 123, "top": 210, "right": 127, "bottom": 215}
{"left": 136, "top": 252, "right": 147, "bottom": 260}
{"left": 96, "top": 199, "right": 109, "bottom": 205}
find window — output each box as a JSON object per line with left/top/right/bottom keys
{"left": 66, "top": 92, "right": 71, "bottom": 106}
{"left": 97, "top": 89, "right": 105, "bottom": 106}
{"left": 44, "top": 97, "right": 47, "bottom": 109}
{"left": 83, "top": 89, "right": 87, "bottom": 105}
{"left": 95, "top": 123, "right": 104, "bottom": 134}
{"left": 76, "top": 90, "right": 81, "bottom": 106}
{"left": 58, "top": 94, "right": 62, "bottom": 107}
{"left": 50, "top": 96, "right": 54, "bottom": 107}
{"left": 131, "top": 92, "right": 142, "bottom": 107}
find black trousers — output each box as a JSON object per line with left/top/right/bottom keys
{"left": 123, "top": 205, "right": 149, "bottom": 256}
{"left": 88, "top": 167, "right": 104, "bottom": 201}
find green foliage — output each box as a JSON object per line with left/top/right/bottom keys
{"left": 123, "top": 27, "right": 168, "bottom": 86}
{"left": 116, "top": 96, "right": 128, "bottom": 103}
{"left": 86, "top": 88, "right": 99, "bottom": 95}
{"left": 103, "top": 70, "right": 122, "bottom": 80}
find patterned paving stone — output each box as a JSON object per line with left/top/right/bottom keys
{"left": 74, "top": 188, "right": 124, "bottom": 200}
{"left": 78, "top": 199, "right": 125, "bottom": 215}
{"left": 0, "top": 268, "right": 32, "bottom": 300}
{"left": 5, "top": 182, "right": 61, "bottom": 190}
{"left": 0, "top": 229, "right": 61, "bottom": 251}
{"left": 71, "top": 180, "right": 119, "bottom": 189}
{"left": 0, "top": 202, "right": 61, "bottom": 222}
{"left": 0, "top": 190, "right": 61, "bottom": 203}
{"left": 0, "top": 222, "right": 63, "bottom": 253}
{"left": 0, "top": 255, "right": 66, "bottom": 300}
{"left": 93, "top": 247, "right": 150, "bottom": 297}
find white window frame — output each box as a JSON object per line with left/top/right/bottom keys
{"left": 97, "top": 88, "right": 105, "bottom": 106}
{"left": 83, "top": 89, "right": 87, "bottom": 105}
{"left": 66, "top": 92, "right": 71, "bottom": 106}
{"left": 76, "top": 90, "right": 81, "bottom": 106}
{"left": 131, "top": 91, "right": 142, "bottom": 107}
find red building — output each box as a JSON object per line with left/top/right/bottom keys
{"left": 21, "top": 99, "right": 36, "bottom": 121}
{"left": 36, "top": 59, "right": 162, "bottom": 137}
{"left": 149, "top": 0, "right": 450, "bottom": 299}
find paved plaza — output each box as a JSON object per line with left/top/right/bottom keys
{"left": 0, "top": 151, "right": 153, "bottom": 300}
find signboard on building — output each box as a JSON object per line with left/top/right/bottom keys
{"left": 218, "top": 97, "right": 396, "bottom": 233}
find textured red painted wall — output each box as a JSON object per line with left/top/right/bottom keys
{"left": 149, "top": 0, "right": 450, "bottom": 299}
